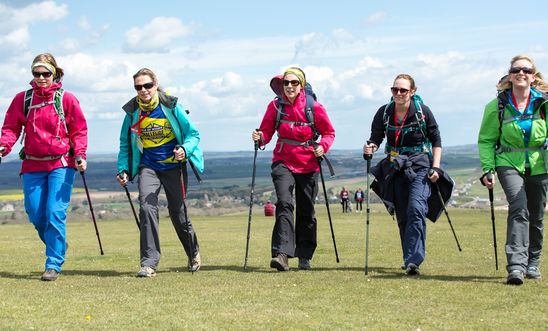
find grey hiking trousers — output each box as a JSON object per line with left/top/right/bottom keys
{"left": 497, "top": 166, "right": 547, "bottom": 273}
{"left": 138, "top": 166, "right": 199, "bottom": 269}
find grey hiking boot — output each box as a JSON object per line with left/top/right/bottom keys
{"left": 270, "top": 253, "right": 289, "bottom": 271}
{"left": 298, "top": 258, "right": 311, "bottom": 270}
{"left": 506, "top": 270, "right": 524, "bottom": 285}
{"left": 41, "top": 269, "right": 59, "bottom": 281}
{"left": 526, "top": 266, "right": 541, "bottom": 279}
{"left": 188, "top": 252, "right": 201, "bottom": 272}
{"left": 405, "top": 263, "right": 420, "bottom": 276}
{"left": 137, "top": 266, "right": 156, "bottom": 278}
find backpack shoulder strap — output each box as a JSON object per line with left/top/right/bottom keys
{"left": 54, "top": 88, "right": 68, "bottom": 133}
{"left": 23, "top": 89, "right": 33, "bottom": 116}
{"left": 274, "top": 97, "right": 284, "bottom": 131}
{"left": 304, "top": 91, "right": 319, "bottom": 140}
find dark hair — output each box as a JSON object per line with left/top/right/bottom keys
{"left": 32, "top": 53, "right": 64, "bottom": 82}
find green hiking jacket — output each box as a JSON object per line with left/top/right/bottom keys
{"left": 117, "top": 91, "right": 204, "bottom": 180}
{"left": 478, "top": 89, "right": 548, "bottom": 175}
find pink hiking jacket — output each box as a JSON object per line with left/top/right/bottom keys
{"left": 258, "top": 86, "right": 335, "bottom": 174}
{"left": 0, "top": 81, "right": 88, "bottom": 173}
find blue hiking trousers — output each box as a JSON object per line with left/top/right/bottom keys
{"left": 23, "top": 168, "right": 75, "bottom": 272}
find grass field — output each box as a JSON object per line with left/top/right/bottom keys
{"left": 0, "top": 206, "right": 546, "bottom": 330}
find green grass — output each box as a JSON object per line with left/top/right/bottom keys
{"left": 0, "top": 206, "right": 546, "bottom": 330}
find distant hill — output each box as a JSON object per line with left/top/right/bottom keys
{"left": 0, "top": 145, "right": 480, "bottom": 192}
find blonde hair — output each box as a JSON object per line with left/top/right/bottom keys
{"left": 393, "top": 74, "right": 417, "bottom": 92}
{"left": 497, "top": 54, "right": 548, "bottom": 92}
{"left": 32, "top": 53, "right": 64, "bottom": 82}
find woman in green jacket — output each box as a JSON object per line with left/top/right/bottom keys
{"left": 116, "top": 68, "right": 204, "bottom": 277}
{"left": 478, "top": 55, "right": 548, "bottom": 285}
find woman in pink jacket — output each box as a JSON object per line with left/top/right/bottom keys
{"left": 252, "top": 67, "right": 335, "bottom": 271}
{"left": 0, "top": 53, "right": 88, "bottom": 281}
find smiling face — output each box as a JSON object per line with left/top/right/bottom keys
{"left": 283, "top": 73, "right": 302, "bottom": 103}
{"left": 134, "top": 74, "right": 158, "bottom": 103}
{"left": 509, "top": 58, "right": 536, "bottom": 90}
{"left": 391, "top": 78, "right": 414, "bottom": 109}
{"left": 32, "top": 66, "right": 54, "bottom": 88}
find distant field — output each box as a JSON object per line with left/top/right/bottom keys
{"left": 0, "top": 206, "right": 546, "bottom": 329}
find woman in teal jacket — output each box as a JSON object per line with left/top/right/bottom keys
{"left": 116, "top": 68, "right": 204, "bottom": 277}
{"left": 478, "top": 55, "right": 548, "bottom": 285}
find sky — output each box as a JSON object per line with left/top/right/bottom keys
{"left": 1, "top": 0, "right": 548, "bottom": 154}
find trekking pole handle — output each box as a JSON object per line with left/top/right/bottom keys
{"left": 0, "top": 146, "right": 4, "bottom": 164}
{"left": 363, "top": 153, "right": 372, "bottom": 161}
{"left": 254, "top": 128, "right": 260, "bottom": 150}
{"left": 75, "top": 156, "right": 84, "bottom": 174}
{"left": 486, "top": 172, "right": 494, "bottom": 183}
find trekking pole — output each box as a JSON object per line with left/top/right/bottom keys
{"left": 486, "top": 172, "right": 498, "bottom": 270}
{"left": 317, "top": 156, "right": 340, "bottom": 263}
{"left": 76, "top": 157, "right": 104, "bottom": 255}
{"left": 429, "top": 169, "right": 462, "bottom": 252}
{"left": 175, "top": 145, "right": 195, "bottom": 274}
{"left": 0, "top": 146, "right": 4, "bottom": 164}
{"left": 363, "top": 153, "right": 372, "bottom": 275}
{"left": 118, "top": 174, "right": 140, "bottom": 230}
{"left": 244, "top": 130, "right": 260, "bottom": 270}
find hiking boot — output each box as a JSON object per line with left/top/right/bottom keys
{"left": 41, "top": 269, "right": 59, "bottom": 281}
{"left": 298, "top": 258, "right": 311, "bottom": 270}
{"left": 526, "top": 266, "right": 541, "bottom": 279}
{"left": 506, "top": 270, "right": 524, "bottom": 285}
{"left": 137, "top": 266, "right": 156, "bottom": 278}
{"left": 188, "top": 252, "right": 201, "bottom": 272}
{"left": 405, "top": 263, "right": 420, "bottom": 276}
{"left": 270, "top": 253, "right": 289, "bottom": 271}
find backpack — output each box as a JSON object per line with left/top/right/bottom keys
{"left": 19, "top": 88, "right": 68, "bottom": 159}
{"left": 382, "top": 94, "right": 431, "bottom": 155}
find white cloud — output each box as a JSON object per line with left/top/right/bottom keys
{"left": 124, "top": 17, "right": 191, "bottom": 53}
{"left": 364, "top": 12, "right": 388, "bottom": 26}
{"left": 0, "top": 1, "right": 67, "bottom": 52}
{"left": 79, "top": 16, "right": 91, "bottom": 30}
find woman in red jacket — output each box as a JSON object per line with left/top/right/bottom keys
{"left": 0, "top": 53, "right": 88, "bottom": 281}
{"left": 252, "top": 67, "right": 335, "bottom": 271}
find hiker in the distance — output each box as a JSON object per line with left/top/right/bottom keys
{"left": 0, "top": 53, "right": 88, "bottom": 281}
{"left": 116, "top": 68, "right": 204, "bottom": 277}
{"left": 340, "top": 187, "right": 350, "bottom": 213}
{"left": 251, "top": 67, "right": 335, "bottom": 271}
{"left": 363, "top": 73, "right": 443, "bottom": 276}
{"left": 354, "top": 187, "right": 364, "bottom": 213}
{"left": 478, "top": 54, "right": 548, "bottom": 285}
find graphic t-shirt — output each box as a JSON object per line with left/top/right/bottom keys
{"left": 139, "top": 105, "right": 178, "bottom": 171}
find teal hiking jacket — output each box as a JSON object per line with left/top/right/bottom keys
{"left": 117, "top": 91, "right": 204, "bottom": 180}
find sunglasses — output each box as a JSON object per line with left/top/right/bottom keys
{"left": 390, "top": 87, "right": 410, "bottom": 94}
{"left": 134, "top": 82, "right": 155, "bottom": 91}
{"left": 509, "top": 67, "right": 534, "bottom": 75}
{"left": 32, "top": 71, "right": 53, "bottom": 78}
{"left": 283, "top": 80, "right": 300, "bottom": 87}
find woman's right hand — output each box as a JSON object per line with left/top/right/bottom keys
{"left": 117, "top": 172, "right": 128, "bottom": 187}
{"left": 252, "top": 130, "right": 262, "bottom": 142}
{"left": 482, "top": 173, "right": 496, "bottom": 189}
{"left": 363, "top": 143, "right": 377, "bottom": 155}
{"left": 0, "top": 146, "right": 4, "bottom": 157}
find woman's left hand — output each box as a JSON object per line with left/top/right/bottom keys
{"left": 76, "top": 158, "right": 87, "bottom": 172}
{"left": 173, "top": 146, "right": 186, "bottom": 161}
{"left": 428, "top": 168, "right": 439, "bottom": 183}
{"left": 313, "top": 145, "right": 324, "bottom": 157}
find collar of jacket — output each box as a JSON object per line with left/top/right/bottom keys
{"left": 122, "top": 91, "right": 179, "bottom": 114}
